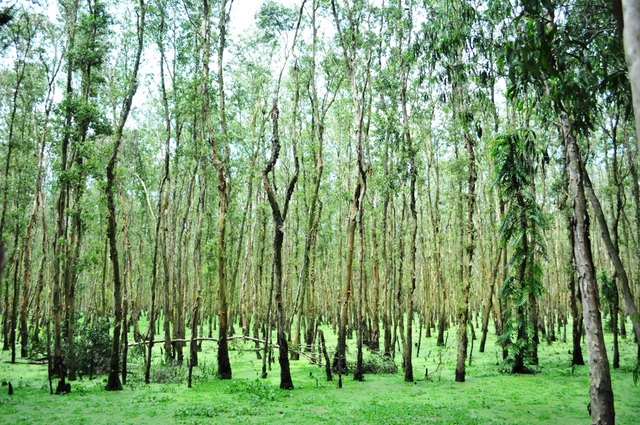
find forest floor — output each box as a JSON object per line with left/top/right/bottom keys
{"left": 1, "top": 323, "right": 639, "bottom": 424}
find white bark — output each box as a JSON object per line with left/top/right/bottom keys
{"left": 622, "top": 0, "right": 640, "bottom": 150}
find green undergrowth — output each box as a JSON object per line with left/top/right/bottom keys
{"left": 1, "top": 324, "right": 639, "bottom": 424}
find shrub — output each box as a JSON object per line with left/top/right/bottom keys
{"left": 151, "top": 363, "right": 186, "bottom": 384}
{"left": 74, "top": 318, "right": 112, "bottom": 377}
{"left": 347, "top": 353, "right": 398, "bottom": 374}
{"left": 27, "top": 327, "right": 47, "bottom": 361}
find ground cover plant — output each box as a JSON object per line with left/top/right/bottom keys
{"left": 1, "top": 321, "right": 639, "bottom": 424}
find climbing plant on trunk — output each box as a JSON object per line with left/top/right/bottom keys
{"left": 491, "top": 129, "right": 546, "bottom": 374}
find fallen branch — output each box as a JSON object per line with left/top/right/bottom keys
{"left": 128, "top": 335, "right": 318, "bottom": 364}
{"left": 128, "top": 337, "right": 218, "bottom": 347}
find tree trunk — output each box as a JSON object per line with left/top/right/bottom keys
{"left": 18, "top": 52, "right": 54, "bottom": 359}
{"left": 354, "top": 184, "right": 366, "bottom": 382}
{"left": 330, "top": 0, "right": 370, "bottom": 374}
{"left": 370, "top": 213, "right": 381, "bottom": 352}
{"left": 188, "top": 171, "right": 206, "bottom": 388}
{"left": 145, "top": 4, "right": 171, "bottom": 383}
{"left": 0, "top": 243, "right": 5, "bottom": 292}
{"left": 104, "top": 148, "right": 124, "bottom": 391}
{"left": 582, "top": 162, "right": 640, "bottom": 351}
{"left": 105, "top": 0, "right": 145, "bottom": 391}
{"left": 563, "top": 113, "right": 615, "bottom": 424}
{"left": 263, "top": 99, "right": 299, "bottom": 390}
{"left": 455, "top": 131, "right": 476, "bottom": 382}
{"left": 10, "top": 240, "right": 19, "bottom": 363}
{"left": 568, "top": 220, "right": 585, "bottom": 366}
{"left": 480, "top": 249, "right": 502, "bottom": 353}
{"left": 210, "top": 0, "right": 232, "bottom": 380}
{"left": 622, "top": 0, "right": 640, "bottom": 150}
{"left": 291, "top": 2, "right": 326, "bottom": 358}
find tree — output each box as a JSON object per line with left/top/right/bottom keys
{"left": 211, "top": 0, "right": 232, "bottom": 380}
{"left": 620, "top": 0, "right": 640, "bottom": 149}
{"left": 563, "top": 115, "right": 615, "bottom": 424}
{"left": 104, "top": 0, "right": 145, "bottom": 391}
{"left": 51, "top": 0, "right": 79, "bottom": 392}
{"left": 330, "top": 0, "right": 371, "bottom": 378}
{"left": 263, "top": 98, "right": 299, "bottom": 390}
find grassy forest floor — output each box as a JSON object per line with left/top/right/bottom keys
{"left": 1, "top": 322, "right": 639, "bottom": 424}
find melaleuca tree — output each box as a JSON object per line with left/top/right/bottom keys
{"left": 288, "top": 0, "right": 340, "bottom": 364}
{"left": 104, "top": 0, "right": 145, "bottom": 391}
{"left": 52, "top": 0, "right": 112, "bottom": 391}
{"left": 619, "top": 0, "right": 640, "bottom": 147}
{"left": 329, "top": 0, "right": 374, "bottom": 378}
{"left": 490, "top": 129, "right": 546, "bottom": 374}
{"left": 422, "top": 0, "right": 491, "bottom": 382}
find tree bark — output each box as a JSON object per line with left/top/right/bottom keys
{"left": 105, "top": 0, "right": 145, "bottom": 391}
{"left": 479, "top": 248, "right": 502, "bottom": 353}
{"left": 210, "top": 0, "right": 232, "bottom": 380}
{"left": 456, "top": 130, "right": 476, "bottom": 382}
{"left": 621, "top": 0, "right": 640, "bottom": 150}
{"left": 51, "top": 0, "right": 78, "bottom": 390}
{"left": 330, "top": 0, "right": 369, "bottom": 376}
{"left": 291, "top": 0, "right": 326, "bottom": 359}
{"left": 568, "top": 219, "right": 585, "bottom": 366}
{"left": 263, "top": 100, "right": 298, "bottom": 390}
{"left": 0, "top": 243, "right": 5, "bottom": 290}
{"left": 145, "top": 3, "right": 171, "bottom": 384}
{"left": 582, "top": 163, "right": 640, "bottom": 349}
{"left": 188, "top": 167, "right": 206, "bottom": 388}
{"left": 563, "top": 113, "right": 615, "bottom": 424}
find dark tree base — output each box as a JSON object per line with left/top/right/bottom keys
{"left": 55, "top": 379, "right": 71, "bottom": 394}
{"left": 217, "top": 337, "right": 232, "bottom": 380}
{"left": 279, "top": 337, "right": 294, "bottom": 390}
{"left": 105, "top": 372, "right": 122, "bottom": 391}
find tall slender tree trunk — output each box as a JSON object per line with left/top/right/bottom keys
{"left": 207, "top": 0, "right": 232, "bottom": 380}
{"left": 330, "top": 0, "right": 369, "bottom": 375}
{"left": 428, "top": 155, "right": 446, "bottom": 348}
{"left": 145, "top": 5, "right": 171, "bottom": 383}
{"left": 52, "top": 0, "right": 78, "bottom": 389}
{"left": 562, "top": 113, "right": 615, "bottom": 424}
{"left": 371, "top": 210, "right": 381, "bottom": 352}
{"left": 105, "top": 0, "right": 145, "bottom": 391}
{"left": 120, "top": 192, "right": 134, "bottom": 385}
{"left": 621, "top": 0, "right": 640, "bottom": 150}
{"left": 188, "top": 165, "right": 206, "bottom": 388}
{"left": 455, "top": 131, "right": 476, "bottom": 382}
{"left": 263, "top": 99, "right": 299, "bottom": 390}
{"left": 292, "top": 2, "right": 325, "bottom": 358}
{"left": 0, "top": 244, "right": 5, "bottom": 295}
{"left": 354, "top": 175, "right": 367, "bottom": 382}
{"left": 479, "top": 248, "right": 502, "bottom": 353}
{"left": 568, "top": 219, "right": 585, "bottom": 366}
{"left": 10, "top": 236, "right": 20, "bottom": 364}
{"left": 19, "top": 72, "right": 52, "bottom": 359}
{"left": 400, "top": 41, "right": 417, "bottom": 382}
{"left": 582, "top": 164, "right": 640, "bottom": 351}
{"left": 0, "top": 27, "right": 31, "bottom": 353}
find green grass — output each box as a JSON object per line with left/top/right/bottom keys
{"left": 1, "top": 324, "right": 639, "bottom": 424}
